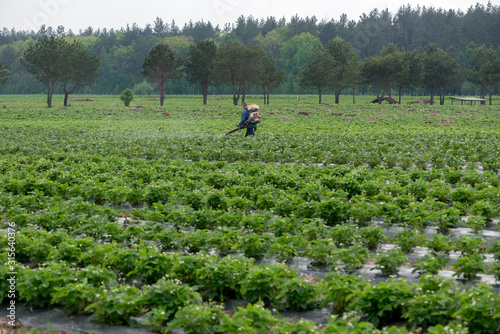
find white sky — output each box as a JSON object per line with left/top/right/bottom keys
{"left": 0, "top": 0, "right": 496, "bottom": 33}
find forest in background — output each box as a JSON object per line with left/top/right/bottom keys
{"left": 0, "top": 2, "right": 499, "bottom": 96}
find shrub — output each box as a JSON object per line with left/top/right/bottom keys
{"left": 120, "top": 88, "right": 134, "bottom": 106}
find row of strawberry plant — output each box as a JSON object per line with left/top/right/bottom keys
{"left": 3, "top": 249, "right": 498, "bottom": 333}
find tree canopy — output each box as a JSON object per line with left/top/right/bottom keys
{"left": 1, "top": 5, "right": 500, "bottom": 102}
{"left": 0, "top": 62, "right": 7, "bottom": 84}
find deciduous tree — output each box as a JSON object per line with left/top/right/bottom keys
{"left": 185, "top": 39, "right": 217, "bottom": 105}
{"left": 20, "top": 36, "right": 67, "bottom": 107}
{"left": 393, "top": 51, "right": 423, "bottom": 104}
{"left": 142, "top": 42, "right": 183, "bottom": 106}
{"left": 297, "top": 46, "right": 333, "bottom": 104}
{"left": 213, "top": 41, "right": 264, "bottom": 105}
{"left": 258, "top": 55, "right": 285, "bottom": 105}
{"left": 468, "top": 45, "right": 500, "bottom": 105}
{"left": 60, "top": 40, "right": 100, "bottom": 106}
{"left": 421, "top": 44, "right": 462, "bottom": 105}
{"left": 326, "top": 37, "right": 358, "bottom": 104}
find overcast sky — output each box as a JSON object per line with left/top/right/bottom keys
{"left": 1, "top": 0, "right": 495, "bottom": 33}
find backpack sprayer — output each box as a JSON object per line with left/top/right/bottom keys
{"left": 225, "top": 103, "right": 262, "bottom": 135}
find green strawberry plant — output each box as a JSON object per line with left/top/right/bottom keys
{"left": 373, "top": 248, "right": 408, "bottom": 275}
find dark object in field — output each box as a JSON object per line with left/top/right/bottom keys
{"left": 331, "top": 112, "right": 343, "bottom": 116}
{"left": 162, "top": 111, "right": 171, "bottom": 116}
{"left": 370, "top": 96, "right": 398, "bottom": 104}
{"left": 69, "top": 98, "right": 94, "bottom": 101}
{"left": 298, "top": 111, "right": 311, "bottom": 115}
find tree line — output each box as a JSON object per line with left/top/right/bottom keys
{"left": 0, "top": 3, "right": 499, "bottom": 103}
{"left": 11, "top": 34, "right": 500, "bottom": 107}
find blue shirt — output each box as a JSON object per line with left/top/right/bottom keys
{"left": 238, "top": 107, "right": 257, "bottom": 129}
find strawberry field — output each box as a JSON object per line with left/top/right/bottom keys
{"left": 1, "top": 94, "right": 500, "bottom": 333}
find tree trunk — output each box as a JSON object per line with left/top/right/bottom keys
{"left": 398, "top": 87, "right": 402, "bottom": 104}
{"left": 47, "top": 91, "right": 52, "bottom": 108}
{"left": 63, "top": 83, "right": 77, "bottom": 107}
{"left": 267, "top": 91, "right": 270, "bottom": 105}
{"left": 159, "top": 78, "right": 166, "bottom": 106}
{"left": 263, "top": 87, "right": 266, "bottom": 105}
{"left": 318, "top": 85, "right": 322, "bottom": 104}
{"left": 489, "top": 84, "right": 492, "bottom": 105}
{"left": 335, "top": 88, "right": 340, "bottom": 104}
{"left": 439, "top": 89, "right": 445, "bottom": 105}
{"left": 47, "top": 80, "right": 55, "bottom": 108}
{"left": 352, "top": 85, "right": 355, "bottom": 104}
{"left": 232, "top": 81, "right": 238, "bottom": 106}
{"left": 202, "top": 79, "right": 208, "bottom": 105}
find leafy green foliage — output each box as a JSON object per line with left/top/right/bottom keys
{"left": 165, "top": 302, "right": 230, "bottom": 334}
{"left": 85, "top": 284, "right": 141, "bottom": 326}
{"left": 120, "top": 88, "right": 134, "bottom": 106}
{"left": 452, "top": 284, "right": 500, "bottom": 334}
{"left": 373, "top": 249, "right": 408, "bottom": 275}
{"left": 350, "top": 278, "right": 413, "bottom": 328}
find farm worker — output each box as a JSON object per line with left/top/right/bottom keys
{"left": 237, "top": 101, "right": 257, "bottom": 137}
